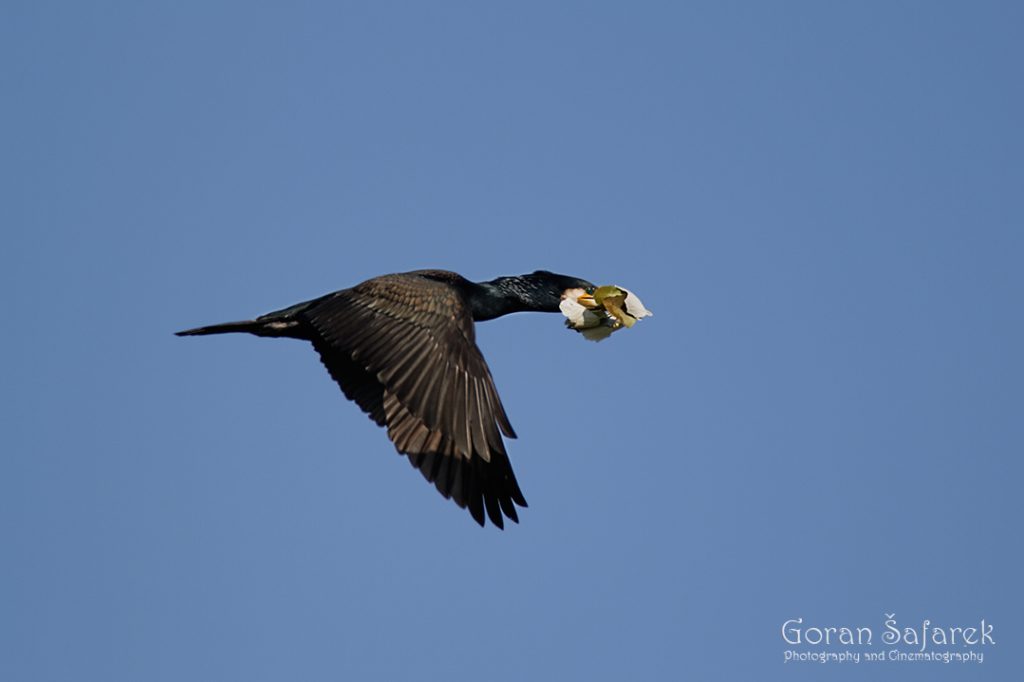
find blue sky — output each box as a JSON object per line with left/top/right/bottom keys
{"left": 4, "top": 2, "right": 1022, "bottom": 680}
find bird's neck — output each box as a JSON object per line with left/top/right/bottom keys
{"left": 469, "top": 275, "right": 556, "bottom": 321}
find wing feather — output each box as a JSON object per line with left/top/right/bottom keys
{"left": 299, "top": 273, "right": 526, "bottom": 527}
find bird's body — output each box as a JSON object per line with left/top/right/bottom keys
{"left": 177, "top": 269, "right": 595, "bottom": 528}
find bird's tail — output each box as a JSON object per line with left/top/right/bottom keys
{"left": 176, "top": 298, "right": 319, "bottom": 339}
{"left": 175, "top": 320, "right": 262, "bottom": 337}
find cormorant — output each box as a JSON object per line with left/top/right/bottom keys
{"left": 176, "top": 269, "right": 597, "bottom": 528}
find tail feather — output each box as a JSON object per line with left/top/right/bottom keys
{"left": 175, "top": 320, "right": 261, "bottom": 336}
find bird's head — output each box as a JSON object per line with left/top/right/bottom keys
{"left": 472, "top": 270, "right": 597, "bottom": 320}
{"left": 526, "top": 270, "right": 599, "bottom": 311}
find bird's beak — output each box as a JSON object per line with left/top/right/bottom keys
{"left": 576, "top": 293, "right": 599, "bottom": 309}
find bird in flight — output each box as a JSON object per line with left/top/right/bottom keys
{"left": 177, "top": 269, "right": 597, "bottom": 529}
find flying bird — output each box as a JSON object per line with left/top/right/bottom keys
{"left": 176, "top": 269, "right": 597, "bottom": 528}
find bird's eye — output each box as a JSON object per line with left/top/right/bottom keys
{"left": 585, "top": 286, "right": 595, "bottom": 295}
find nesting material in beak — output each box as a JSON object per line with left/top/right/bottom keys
{"left": 559, "top": 285, "right": 652, "bottom": 342}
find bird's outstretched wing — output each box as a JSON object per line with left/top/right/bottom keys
{"left": 298, "top": 273, "right": 526, "bottom": 528}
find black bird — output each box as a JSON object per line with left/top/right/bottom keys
{"left": 176, "top": 269, "right": 596, "bottom": 528}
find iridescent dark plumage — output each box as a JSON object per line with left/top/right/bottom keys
{"left": 176, "top": 269, "right": 595, "bottom": 528}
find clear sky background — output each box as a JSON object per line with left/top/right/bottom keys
{"left": 4, "top": 2, "right": 1022, "bottom": 680}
